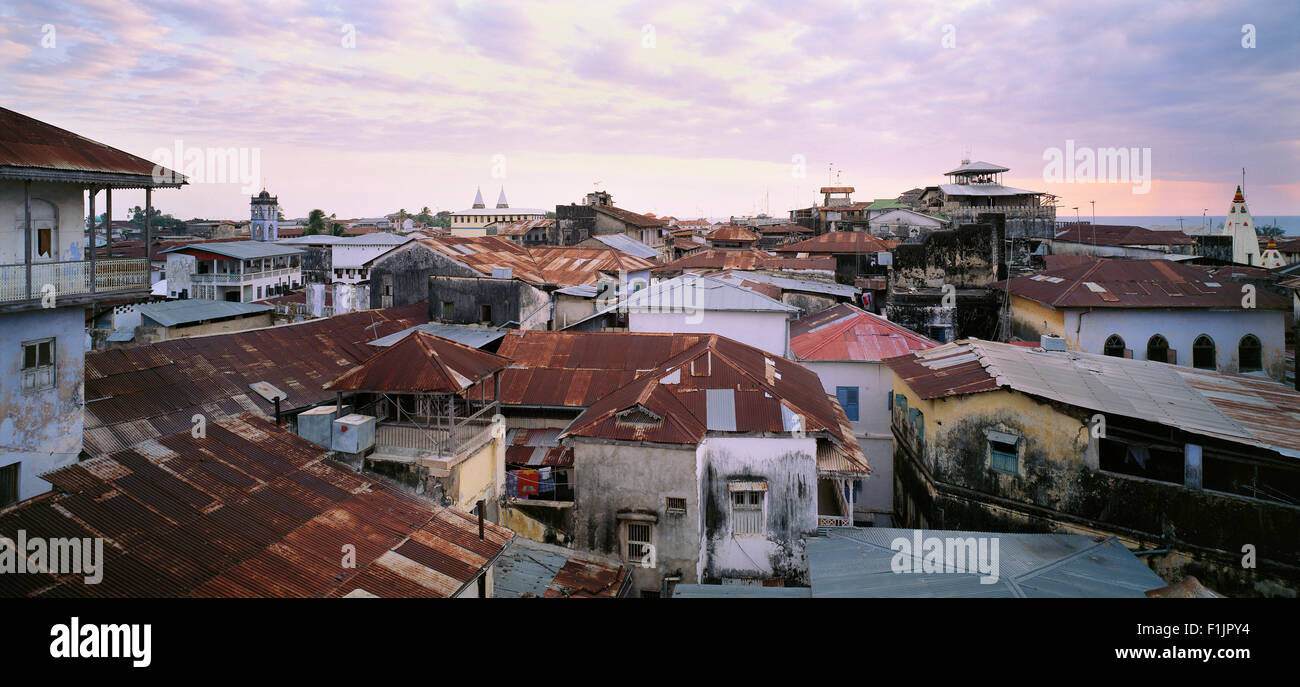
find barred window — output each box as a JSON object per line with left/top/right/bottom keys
{"left": 626, "top": 522, "right": 652, "bottom": 562}
{"left": 731, "top": 490, "right": 764, "bottom": 536}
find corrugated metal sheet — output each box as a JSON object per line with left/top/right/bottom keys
{"left": 1053, "top": 224, "right": 1194, "bottom": 246}
{"left": 791, "top": 303, "right": 938, "bottom": 362}
{"left": 995, "top": 259, "right": 1289, "bottom": 309}
{"left": 804, "top": 527, "right": 1166, "bottom": 598}
{"left": 83, "top": 303, "right": 428, "bottom": 455}
{"left": 492, "top": 538, "right": 628, "bottom": 598}
{"left": 136, "top": 299, "right": 272, "bottom": 327}
{"left": 0, "top": 414, "right": 511, "bottom": 598}
{"left": 0, "top": 106, "right": 184, "bottom": 184}
{"left": 162, "top": 241, "right": 303, "bottom": 260}
{"left": 585, "top": 233, "right": 661, "bottom": 259}
{"left": 705, "top": 225, "right": 760, "bottom": 242}
{"left": 886, "top": 339, "right": 1300, "bottom": 458}
{"left": 654, "top": 249, "right": 834, "bottom": 274}
{"left": 775, "top": 231, "right": 891, "bottom": 255}
{"left": 325, "top": 330, "right": 508, "bottom": 393}
{"left": 367, "top": 323, "right": 506, "bottom": 349}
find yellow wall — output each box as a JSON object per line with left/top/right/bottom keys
{"left": 454, "top": 435, "right": 502, "bottom": 512}
{"left": 1008, "top": 294, "right": 1068, "bottom": 344}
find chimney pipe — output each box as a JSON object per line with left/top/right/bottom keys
{"left": 477, "top": 499, "right": 485, "bottom": 540}
{"left": 274, "top": 396, "right": 282, "bottom": 426}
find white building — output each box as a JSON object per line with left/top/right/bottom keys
{"left": 789, "top": 304, "right": 938, "bottom": 526}
{"left": 165, "top": 241, "right": 303, "bottom": 302}
{"left": 0, "top": 106, "right": 181, "bottom": 504}
{"left": 449, "top": 187, "right": 546, "bottom": 238}
{"left": 572, "top": 273, "right": 802, "bottom": 356}
{"left": 250, "top": 189, "right": 279, "bottom": 241}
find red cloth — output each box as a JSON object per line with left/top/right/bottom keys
{"left": 517, "top": 470, "right": 540, "bottom": 496}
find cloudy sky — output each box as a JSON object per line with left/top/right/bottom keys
{"left": 1, "top": 0, "right": 1296, "bottom": 221}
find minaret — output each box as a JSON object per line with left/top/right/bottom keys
{"left": 1223, "top": 185, "right": 1261, "bottom": 266}
{"left": 472, "top": 187, "right": 486, "bottom": 209}
{"left": 496, "top": 187, "right": 509, "bottom": 209}
{"left": 250, "top": 189, "right": 279, "bottom": 241}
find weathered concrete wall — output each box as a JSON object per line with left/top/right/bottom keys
{"left": 0, "top": 181, "right": 83, "bottom": 264}
{"left": 298, "top": 245, "right": 332, "bottom": 284}
{"left": 891, "top": 221, "right": 1002, "bottom": 290}
{"left": 428, "top": 275, "right": 550, "bottom": 330}
{"left": 0, "top": 307, "right": 85, "bottom": 503}
{"left": 572, "top": 439, "right": 699, "bottom": 595}
{"left": 137, "top": 313, "right": 274, "bottom": 342}
{"left": 802, "top": 360, "right": 893, "bottom": 436}
{"left": 696, "top": 436, "right": 818, "bottom": 586}
{"left": 891, "top": 380, "right": 1300, "bottom": 597}
{"left": 369, "top": 242, "right": 480, "bottom": 309}
{"left": 782, "top": 292, "right": 836, "bottom": 315}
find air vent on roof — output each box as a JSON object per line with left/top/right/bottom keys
{"left": 492, "top": 267, "right": 513, "bottom": 279}
{"left": 1040, "top": 335, "right": 1067, "bottom": 351}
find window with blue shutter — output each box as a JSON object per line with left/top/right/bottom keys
{"left": 836, "top": 386, "right": 859, "bottom": 422}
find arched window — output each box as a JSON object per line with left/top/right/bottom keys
{"left": 1192, "top": 335, "right": 1216, "bottom": 369}
{"left": 1147, "top": 334, "right": 1170, "bottom": 364}
{"left": 1239, "top": 334, "right": 1262, "bottom": 372}
{"left": 1103, "top": 334, "right": 1127, "bottom": 357}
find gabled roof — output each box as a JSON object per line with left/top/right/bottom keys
{"left": 0, "top": 106, "right": 185, "bottom": 187}
{"left": 707, "top": 270, "right": 858, "bottom": 299}
{"left": 944, "top": 160, "right": 1010, "bottom": 175}
{"left": 865, "top": 198, "right": 909, "bottom": 212}
{"left": 493, "top": 537, "right": 629, "bottom": 598}
{"left": 606, "top": 273, "right": 801, "bottom": 314}
{"left": 995, "top": 259, "right": 1290, "bottom": 309}
{"left": 1053, "top": 224, "right": 1194, "bottom": 246}
{"left": 592, "top": 204, "right": 666, "bottom": 228}
{"left": 653, "top": 248, "right": 835, "bottom": 274}
{"left": 402, "top": 237, "right": 655, "bottom": 286}
{"left": 706, "top": 225, "right": 760, "bottom": 242}
{"left": 83, "top": 303, "right": 428, "bottom": 455}
{"left": 791, "top": 304, "right": 937, "bottom": 361}
{"left": 163, "top": 240, "right": 303, "bottom": 260}
{"left": 884, "top": 339, "right": 1300, "bottom": 458}
{"left": 937, "top": 183, "right": 1042, "bottom": 197}
{"left": 583, "top": 233, "right": 661, "bottom": 259}
{"left": 0, "top": 413, "right": 512, "bottom": 598}
{"left": 325, "top": 331, "right": 508, "bottom": 393}
{"left": 558, "top": 334, "right": 868, "bottom": 471}
{"left": 776, "top": 231, "right": 891, "bottom": 255}
{"left": 367, "top": 323, "right": 507, "bottom": 349}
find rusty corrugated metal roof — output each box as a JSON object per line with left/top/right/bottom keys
{"left": 325, "top": 330, "right": 508, "bottom": 393}
{"left": 776, "top": 231, "right": 891, "bottom": 255}
{"left": 0, "top": 106, "right": 184, "bottom": 185}
{"left": 706, "top": 225, "right": 760, "bottom": 242}
{"left": 791, "top": 303, "right": 938, "bottom": 362}
{"left": 0, "top": 414, "right": 511, "bottom": 598}
{"left": 995, "top": 259, "right": 1290, "bottom": 309}
{"left": 653, "top": 249, "right": 835, "bottom": 274}
{"left": 83, "top": 303, "right": 428, "bottom": 455}
{"left": 1053, "top": 224, "right": 1194, "bottom": 246}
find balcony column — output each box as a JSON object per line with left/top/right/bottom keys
{"left": 105, "top": 186, "right": 113, "bottom": 254}
{"left": 24, "top": 181, "right": 32, "bottom": 300}
{"left": 88, "top": 186, "right": 97, "bottom": 293}
{"left": 144, "top": 187, "right": 152, "bottom": 269}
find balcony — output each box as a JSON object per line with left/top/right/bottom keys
{"left": 0, "top": 258, "right": 149, "bottom": 310}
{"left": 192, "top": 266, "right": 298, "bottom": 284}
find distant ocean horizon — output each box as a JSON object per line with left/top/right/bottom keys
{"left": 1088, "top": 215, "right": 1300, "bottom": 236}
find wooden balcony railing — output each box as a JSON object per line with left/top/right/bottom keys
{"left": 0, "top": 258, "right": 149, "bottom": 303}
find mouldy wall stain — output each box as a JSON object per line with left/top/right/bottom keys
{"left": 0, "top": 308, "right": 85, "bottom": 501}
{"left": 697, "top": 436, "right": 816, "bottom": 586}
{"left": 892, "top": 383, "right": 1300, "bottom": 597}
{"left": 369, "top": 243, "right": 480, "bottom": 308}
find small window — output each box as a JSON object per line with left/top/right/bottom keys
{"left": 666, "top": 497, "right": 687, "bottom": 515}
{"left": 731, "top": 489, "right": 765, "bottom": 536}
{"left": 21, "top": 338, "right": 55, "bottom": 391}
{"left": 1239, "top": 334, "right": 1262, "bottom": 372}
{"left": 989, "top": 432, "right": 1019, "bottom": 474}
{"left": 1193, "top": 335, "right": 1216, "bottom": 370}
{"left": 479, "top": 304, "right": 492, "bottom": 323}
{"left": 836, "top": 386, "right": 859, "bottom": 422}
{"left": 442, "top": 301, "right": 454, "bottom": 320}
{"left": 626, "top": 522, "right": 653, "bottom": 563}
{"left": 37, "top": 227, "right": 52, "bottom": 258}
{"left": 0, "top": 462, "right": 18, "bottom": 507}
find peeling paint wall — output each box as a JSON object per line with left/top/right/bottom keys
{"left": 891, "top": 381, "right": 1300, "bottom": 597}
{"left": 696, "top": 436, "right": 817, "bottom": 586}
{"left": 0, "top": 307, "right": 85, "bottom": 503}
{"left": 571, "top": 439, "right": 700, "bottom": 595}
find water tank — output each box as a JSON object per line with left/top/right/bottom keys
{"left": 332, "top": 414, "right": 376, "bottom": 454}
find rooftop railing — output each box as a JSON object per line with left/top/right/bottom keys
{"left": 0, "top": 258, "right": 149, "bottom": 304}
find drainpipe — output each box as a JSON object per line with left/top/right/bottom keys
{"left": 274, "top": 396, "right": 282, "bottom": 426}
